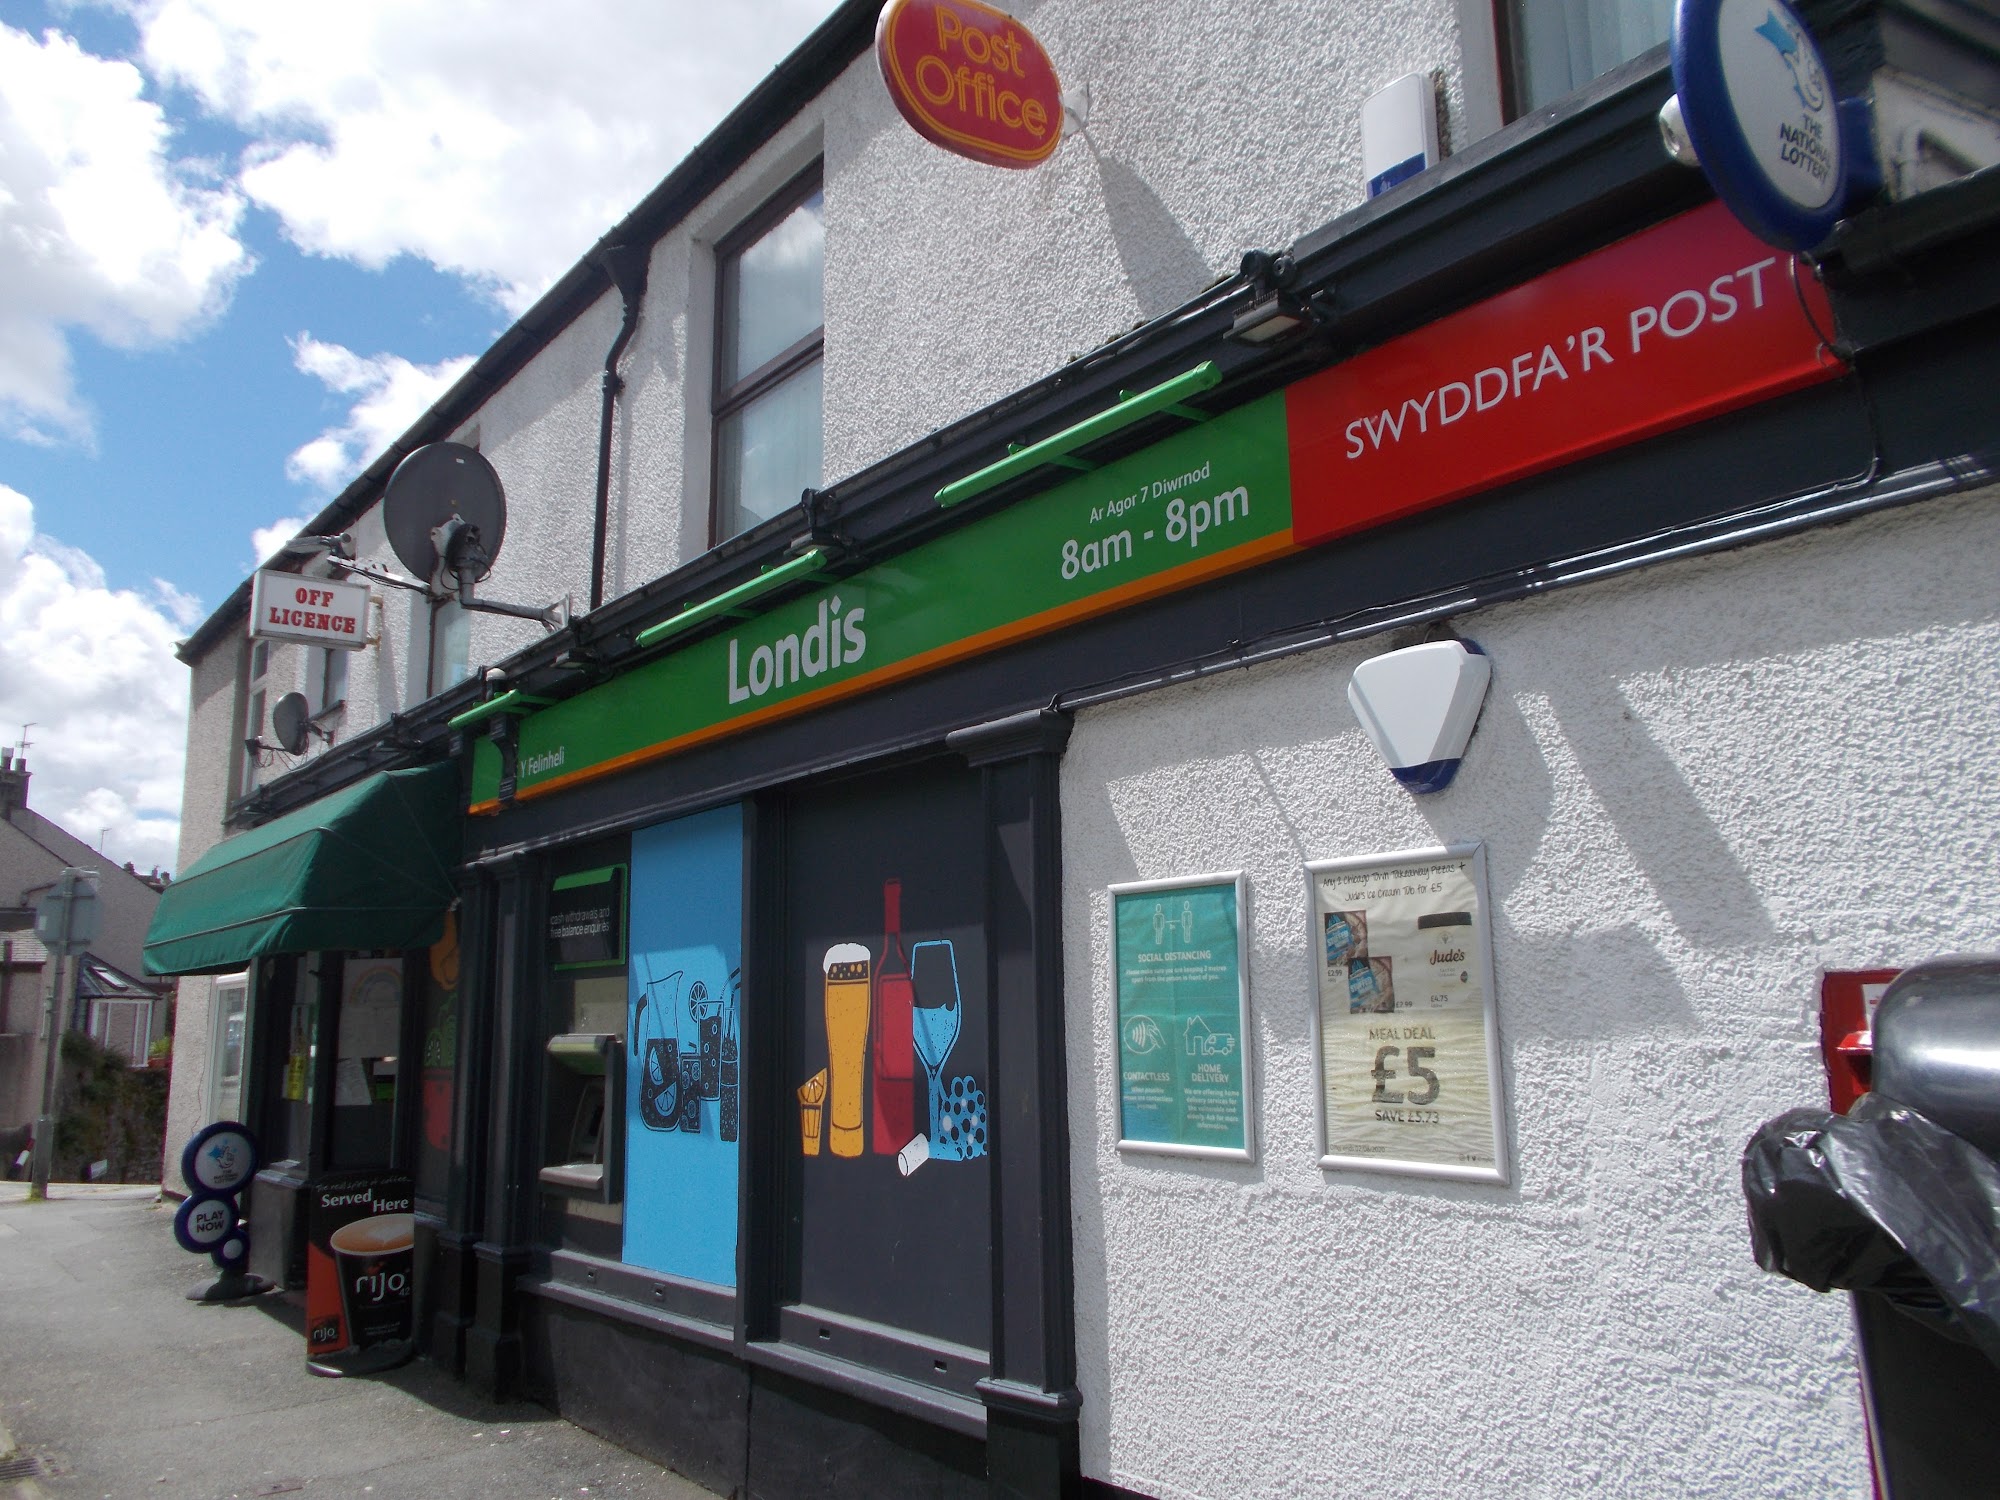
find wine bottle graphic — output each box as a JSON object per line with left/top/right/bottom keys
{"left": 871, "top": 879, "right": 914, "bottom": 1154}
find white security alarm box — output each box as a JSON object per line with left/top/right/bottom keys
{"left": 1347, "top": 639, "right": 1491, "bottom": 793}
{"left": 1362, "top": 71, "right": 1441, "bottom": 198}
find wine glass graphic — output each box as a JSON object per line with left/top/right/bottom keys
{"left": 910, "top": 940, "right": 961, "bottom": 1151}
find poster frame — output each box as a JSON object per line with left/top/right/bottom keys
{"left": 1108, "top": 869, "right": 1256, "bottom": 1164}
{"left": 1304, "top": 842, "right": 1510, "bottom": 1186}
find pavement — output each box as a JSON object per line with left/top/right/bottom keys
{"left": 0, "top": 1184, "right": 725, "bottom": 1500}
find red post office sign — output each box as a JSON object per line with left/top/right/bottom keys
{"left": 876, "top": 0, "right": 1063, "bottom": 169}
{"left": 1286, "top": 201, "right": 1846, "bottom": 549}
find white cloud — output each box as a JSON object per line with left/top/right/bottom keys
{"left": 249, "top": 512, "right": 314, "bottom": 571}
{"left": 0, "top": 483, "right": 190, "bottom": 874}
{"left": 126, "top": 0, "right": 833, "bottom": 312}
{"left": 0, "top": 22, "right": 249, "bottom": 441}
{"left": 285, "top": 334, "right": 475, "bottom": 492}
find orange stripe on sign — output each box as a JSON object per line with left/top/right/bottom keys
{"left": 468, "top": 528, "right": 1300, "bottom": 815}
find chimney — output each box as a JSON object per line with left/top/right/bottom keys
{"left": 0, "top": 750, "right": 27, "bottom": 819}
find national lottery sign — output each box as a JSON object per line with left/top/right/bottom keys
{"left": 1307, "top": 844, "right": 1508, "bottom": 1184}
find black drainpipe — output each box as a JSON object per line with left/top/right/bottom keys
{"left": 590, "top": 243, "right": 652, "bottom": 612}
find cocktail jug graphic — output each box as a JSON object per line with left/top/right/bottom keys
{"left": 633, "top": 956, "right": 682, "bottom": 1132}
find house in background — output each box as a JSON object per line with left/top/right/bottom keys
{"left": 0, "top": 747, "right": 172, "bottom": 1167}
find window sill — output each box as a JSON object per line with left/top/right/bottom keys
{"left": 525, "top": 1247, "right": 736, "bottom": 1352}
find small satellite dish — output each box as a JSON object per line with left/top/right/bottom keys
{"left": 382, "top": 442, "right": 507, "bottom": 587}
{"left": 271, "top": 693, "right": 313, "bottom": 756}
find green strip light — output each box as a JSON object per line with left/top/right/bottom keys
{"left": 935, "top": 361, "right": 1222, "bottom": 509}
{"left": 447, "top": 688, "right": 553, "bottom": 731}
{"left": 635, "top": 547, "right": 830, "bottom": 651}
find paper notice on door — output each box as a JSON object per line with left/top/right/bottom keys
{"left": 333, "top": 1057, "right": 373, "bottom": 1107}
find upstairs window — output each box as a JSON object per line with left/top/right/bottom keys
{"left": 427, "top": 599, "right": 472, "bottom": 698}
{"left": 1499, "top": 0, "right": 1671, "bottom": 115}
{"left": 712, "top": 165, "right": 824, "bottom": 544}
{"left": 239, "top": 638, "right": 270, "bottom": 796}
{"left": 311, "top": 644, "right": 348, "bottom": 717}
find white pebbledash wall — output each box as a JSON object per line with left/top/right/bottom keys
{"left": 1063, "top": 487, "right": 2000, "bottom": 1498}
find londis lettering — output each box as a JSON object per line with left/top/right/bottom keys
{"left": 876, "top": 0, "right": 1064, "bottom": 169}
{"left": 727, "top": 595, "right": 867, "bottom": 704}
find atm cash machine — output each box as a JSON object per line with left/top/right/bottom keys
{"left": 1744, "top": 957, "right": 2000, "bottom": 1498}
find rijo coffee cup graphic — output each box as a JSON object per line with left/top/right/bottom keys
{"left": 328, "top": 1211, "right": 414, "bottom": 1351}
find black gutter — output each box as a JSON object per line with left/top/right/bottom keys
{"left": 177, "top": 0, "right": 884, "bottom": 666}
{"left": 590, "top": 245, "right": 651, "bottom": 612}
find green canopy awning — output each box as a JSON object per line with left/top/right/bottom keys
{"left": 144, "top": 764, "right": 461, "bottom": 977}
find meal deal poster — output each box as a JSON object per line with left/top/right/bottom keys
{"left": 1308, "top": 845, "right": 1508, "bottom": 1183}
{"left": 1111, "top": 873, "right": 1253, "bottom": 1161}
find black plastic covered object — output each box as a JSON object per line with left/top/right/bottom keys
{"left": 1743, "top": 1090, "right": 2000, "bottom": 1363}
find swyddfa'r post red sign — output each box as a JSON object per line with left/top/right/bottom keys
{"left": 876, "top": 0, "right": 1063, "bottom": 168}
{"left": 1286, "top": 201, "right": 1847, "bottom": 548}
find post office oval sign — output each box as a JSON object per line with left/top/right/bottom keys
{"left": 876, "top": 0, "right": 1064, "bottom": 169}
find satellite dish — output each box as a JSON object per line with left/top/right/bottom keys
{"left": 382, "top": 442, "right": 507, "bottom": 586}
{"left": 271, "top": 693, "right": 312, "bottom": 756}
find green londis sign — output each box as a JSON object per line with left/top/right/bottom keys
{"left": 470, "top": 392, "right": 1294, "bottom": 808}
{"left": 1111, "top": 876, "right": 1252, "bottom": 1158}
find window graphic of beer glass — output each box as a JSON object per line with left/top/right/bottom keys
{"left": 329, "top": 1212, "right": 414, "bottom": 1352}
{"left": 822, "top": 944, "right": 871, "bottom": 1158}
{"left": 910, "top": 940, "right": 961, "bottom": 1152}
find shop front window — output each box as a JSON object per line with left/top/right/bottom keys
{"left": 540, "top": 842, "right": 631, "bottom": 1259}
{"left": 624, "top": 804, "right": 744, "bottom": 1287}
{"left": 778, "top": 759, "right": 991, "bottom": 1385}
{"left": 326, "top": 952, "right": 405, "bottom": 1171}
{"left": 413, "top": 914, "right": 461, "bottom": 1209}
{"left": 209, "top": 974, "right": 248, "bottom": 1123}
{"left": 713, "top": 165, "right": 824, "bottom": 544}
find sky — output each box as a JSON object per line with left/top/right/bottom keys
{"left": 0, "top": 0, "right": 834, "bottom": 878}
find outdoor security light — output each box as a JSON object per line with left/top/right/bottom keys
{"left": 1229, "top": 249, "right": 1330, "bottom": 347}
{"left": 1347, "top": 638, "right": 1491, "bottom": 794}
{"left": 1229, "top": 290, "right": 1314, "bottom": 345}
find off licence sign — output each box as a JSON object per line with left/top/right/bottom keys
{"left": 251, "top": 569, "right": 370, "bottom": 650}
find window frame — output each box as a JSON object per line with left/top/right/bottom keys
{"left": 709, "top": 160, "right": 826, "bottom": 547}
{"left": 237, "top": 637, "right": 271, "bottom": 798}
{"left": 1488, "top": 0, "right": 1671, "bottom": 123}
{"left": 311, "top": 643, "right": 349, "bottom": 718}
